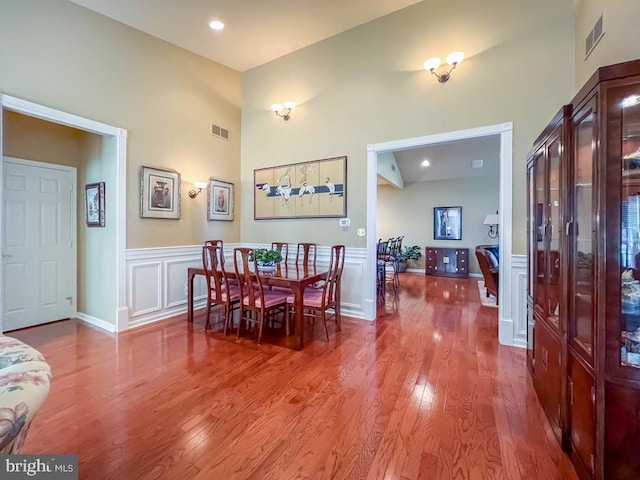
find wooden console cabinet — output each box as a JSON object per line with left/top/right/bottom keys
{"left": 424, "top": 247, "right": 468, "bottom": 278}
{"left": 526, "top": 59, "right": 640, "bottom": 480}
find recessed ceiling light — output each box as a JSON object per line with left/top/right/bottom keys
{"left": 209, "top": 20, "right": 224, "bottom": 31}
{"left": 421, "top": 159, "right": 430, "bottom": 167}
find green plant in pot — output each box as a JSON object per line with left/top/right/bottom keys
{"left": 250, "top": 248, "right": 283, "bottom": 267}
{"left": 396, "top": 245, "right": 422, "bottom": 273}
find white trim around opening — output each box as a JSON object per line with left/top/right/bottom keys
{"left": 366, "top": 122, "right": 518, "bottom": 346}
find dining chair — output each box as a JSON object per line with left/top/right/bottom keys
{"left": 271, "top": 242, "right": 289, "bottom": 264}
{"left": 205, "top": 239, "right": 238, "bottom": 286}
{"left": 287, "top": 244, "right": 345, "bottom": 341}
{"left": 385, "top": 236, "right": 402, "bottom": 291}
{"left": 376, "top": 239, "right": 388, "bottom": 306}
{"left": 295, "top": 242, "right": 317, "bottom": 267}
{"left": 202, "top": 244, "right": 242, "bottom": 333}
{"left": 233, "top": 247, "right": 288, "bottom": 344}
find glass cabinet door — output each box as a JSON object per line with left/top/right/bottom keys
{"left": 570, "top": 101, "right": 596, "bottom": 359}
{"left": 533, "top": 148, "right": 547, "bottom": 317}
{"left": 547, "top": 133, "right": 562, "bottom": 330}
{"left": 619, "top": 88, "right": 640, "bottom": 368}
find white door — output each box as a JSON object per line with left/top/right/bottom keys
{"left": 2, "top": 158, "right": 76, "bottom": 331}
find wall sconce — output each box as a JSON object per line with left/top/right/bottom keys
{"left": 423, "top": 51, "right": 465, "bottom": 83}
{"left": 483, "top": 213, "right": 499, "bottom": 239}
{"left": 270, "top": 101, "right": 296, "bottom": 121}
{"left": 188, "top": 181, "right": 208, "bottom": 199}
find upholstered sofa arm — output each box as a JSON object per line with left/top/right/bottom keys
{"left": 0, "top": 336, "right": 51, "bottom": 454}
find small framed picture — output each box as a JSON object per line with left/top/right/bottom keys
{"left": 208, "top": 178, "right": 234, "bottom": 221}
{"left": 140, "top": 166, "right": 181, "bottom": 219}
{"left": 434, "top": 206, "right": 462, "bottom": 240}
{"left": 85, "top": 182, "right": 105, "bottom": 227}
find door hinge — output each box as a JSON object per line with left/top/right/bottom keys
{"left": 591, "top": 385, "right": 596, "bottom": 405}
{"left": 590, "top": 454, "right": 595, "bottom": 473}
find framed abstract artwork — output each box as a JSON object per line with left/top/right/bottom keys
{"left": 207, "top": 178, "right": 234, "bottom": 221}
{"left": 434, "top": 206, "right": 462, "bottom": 240}
{"left": 254, "top": 156, "right": 347, "bottom": 220}
{"left": 140, "top": 166, "right": 181, "bottom": 219}
{"left": 85, "top": 182, "right": 105, "bottom": 227}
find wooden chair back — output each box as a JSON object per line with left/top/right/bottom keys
{"left": 323, "top": 245, "right": 346, "bottom": 308}
{"left": 296, "top": 243, "right": 317, "bottom": 267}
{"left": 271, "top": 242, "right": 289, "bottom": 264}
{"left": 202, "top": 244, "right": 229, "bottom": 302}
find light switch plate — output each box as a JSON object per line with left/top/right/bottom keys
{"left": 356, "top": 228, "right": 365, "bottom": 237}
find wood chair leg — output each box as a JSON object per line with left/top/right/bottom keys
{"left": 205, "top": 303, "right": 211, "bottom": 330}
{"left": 322, "top": 313, "right": 329, "bottom": 342}
{"left": 257, "top": 314, "right": 264, "bottom": 344}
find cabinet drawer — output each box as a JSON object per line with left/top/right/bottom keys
{"left": 424, "top": 247, "right": 469, "bottom": 278}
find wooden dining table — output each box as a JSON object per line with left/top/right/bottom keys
{"left": 187, "top": 263, "right": 329, "bottom": 350}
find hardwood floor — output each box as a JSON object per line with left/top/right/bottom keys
{"left": 11, "top": 274, "right": 578, "bottom": 480}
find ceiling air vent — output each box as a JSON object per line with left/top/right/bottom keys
{"left": 210, "top": 123, "right": 229, "bottom": 141}
{"left": 585, "top": 13, "right": 605, "bottom": 59}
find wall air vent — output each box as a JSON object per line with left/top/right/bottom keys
{"left": 210, "top": 123, "right": 229, "bottom": 141}
{"left": 585, "top": 13, "right": 605, "bottom": 59}
{"left": 471, "top": 159, "right": 483, "bottom": 169}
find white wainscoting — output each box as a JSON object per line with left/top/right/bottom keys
{"left": 499, "top": 254, "right": 527, "bottom": 348}
{"left": 125, "top": 244, "right": 369, "bottom": 329}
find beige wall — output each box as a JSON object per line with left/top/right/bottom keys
{"left": 241, "top": 0, "right": 575, "bottom": 254}
{"left": 377, "top": 153, "right": 404, "bottom": 189}
{"left": 77, "top": 134, "right": 117, "bottom": 321}
{"left": 574, "top": 0, "right": 640, "bottom": 89}
{"left": 377, "top": 176, "right": 499, "bottom": 274}
{"left": 0, "top": 0, "right": 242, "bottom": 249}
{"left": 3, "top": 110, "right": 85, "bottom": 167}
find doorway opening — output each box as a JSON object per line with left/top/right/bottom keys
{"left": 366, "top": 122, "right": 518, "bottom": 346}
{"left": 0, "top": 94, "right": 128, "bottom": 332}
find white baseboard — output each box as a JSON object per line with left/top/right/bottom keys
{"left": 77, "top": 312, "right": 116, "bottom": 333}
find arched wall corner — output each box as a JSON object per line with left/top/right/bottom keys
{"left": 0, "top": 93, "right": 129, "bottom": 333}
{"left": 366, "top": 122, "right": 524, "bottom": 348}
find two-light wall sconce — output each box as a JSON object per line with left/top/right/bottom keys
{"left": 483, "top": 212, "right": 499, "bottom": 239}
{"left": 424, "top": 51, "right": 464, "bottom": 83}
{"left": 188, "top": 181, "right": 208, "bottom": 199}
{"left": 270, "top": 101, "right": 296, "bottom": 121}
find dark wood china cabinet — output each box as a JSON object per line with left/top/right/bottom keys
{"left": 527, "top": 59, "right": 640, "bottom": 480}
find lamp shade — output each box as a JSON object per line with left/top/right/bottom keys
{"left": 483, "top": 213, "right": 499, "bottom": 225}
{"left": 423, "top": 57, "right": 441, "bottom": 71}
{"left": 446, "top": 51, "right": 465, "bottom": 65}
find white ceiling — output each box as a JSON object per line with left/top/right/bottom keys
{"left": 68, "top": 0, "right": 422, "bottom": 72}
{"left": 379, "top": 135, "right": 501, "bottom": 186}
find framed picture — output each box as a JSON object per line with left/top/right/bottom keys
{"left": 434, "top": 206, "right": 462, "bottom": 240}
{"left": 85, "top": 182, "right": 105, "bottom": 227}
{"left": 140, "top": 166, "right": 181, "bottom": 219}
{"left": 207, "top": 178, "right": 234, "bottom": 221}
{"left": 254, "top": 155, "right": 347, "bottom": 220}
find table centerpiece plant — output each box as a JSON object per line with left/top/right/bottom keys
{"left": 250, "top": 248, "right": 283, "bottom": 268}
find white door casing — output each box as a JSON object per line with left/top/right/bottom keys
{"left": 2, "top": 157, "right": 77, "bottom": 330}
